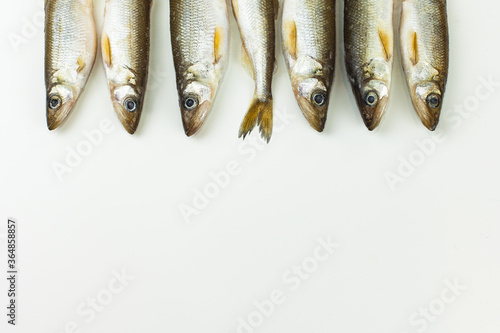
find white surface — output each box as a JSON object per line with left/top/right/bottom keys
{"left": 1, "top": 1, "right": 499, "bottom": 332}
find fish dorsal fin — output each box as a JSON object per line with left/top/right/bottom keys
{"left": 410, "top": 32, "right": 419, "bottom": 65}
{"left": 214, "top": 25, "right": 224, "bottom": 64}
{"left": 378, "top": 27, "right": 392, "bottom": 61}
{"left": 102, "top": 34, "right": 112, "bottom": 67}
{"left": 283, "top": 20, "right": 298, "bottom": 60}
{"left": 241, "top": 46, "right": 255, "bottom": 79}
{"left": 273, "top": 0, "right": 280, "bottom": 20}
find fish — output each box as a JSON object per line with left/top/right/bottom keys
{"left": 101, "top": 0, "right": 152, "bottom": 134}
{"left": 400, "top": 0, "right": 449, "bottom": 131}
{"left": 344, "top": 0, "right": 394, "bottom": 130}
{"left": 170, "top": 0, "right": 231, "bottom": 136}
{"left": 232, "top": 0, "right": 279, "bottom": 143}
{"left": 45, "top": 0, "right": 97, "bottom": 131}
{"left": 282, "top": 0, "right": 336, "bottom": 132}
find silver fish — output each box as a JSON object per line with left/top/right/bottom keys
{"left": 102, "top": 0, "right": 152, "bottom": 134}
{"left": 232, "top": 0, "right": 279, "bottom": 143}
{"left": 282, "top": 0, "right": 336, "bottom": 132}
{"left": 344, "top": 0, "right": 394, "bottom": 130}
{"left": 170, "top": 0, "right": 231, "bottom": 136}
{"left": 45, "top": 0, "right": 97, "bottom": 130}
{"left": 400, "top": 0, "right": 449, "bottom": 130}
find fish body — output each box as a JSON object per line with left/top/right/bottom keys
{"left": 282, "top": 0, "right": 336, "bottom": 132}
{"left": 102, "top": 0, "right": 152, "bottom": 134}
{"left": 400, "top": 0, "right": 449, "bottom": 131}
{"left": 232, "top": 0, "right": 278, "bottom": 143}
{"left": 45, "top": 0, "right": 97, "bottom": 130}
{"left": 344, "top": 0, "right": 394, "bottom": 130}
{"left": 170, "top": 0, "right": 231, "bottom": 136}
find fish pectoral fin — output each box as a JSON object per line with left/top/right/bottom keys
{"left": 273, "top": 0, "right": 280, "bottom": 20}
{"left": 378, "top": 28, "right": 392, "bottom": 61}
{"left": 283, "top": 20, "right": 298, "bottom": 60}
{"left": 409, "top": 32, "right": 419, "bottom": 65}
{"left": 102, "top": 34, "right": 112, "bottom": 67}
{"left": 77, "top": 56, "right": 86, "bottom": 73}
{"left": 241, "top": 46, "right": 255, "bottom": 79}
{"left": 214, "top": 25, "right": 224, "bottom": 64}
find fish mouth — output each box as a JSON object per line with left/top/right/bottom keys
{"left": 360, "top": 97, "right": 388, "bottom": 131}
{"left": 353, "top": 92, "right": 389, "bottom": 131}
{"left": 411, "top": 97, "right": 441, "bottom": 131}
{"left": 296, "top": 97, "right": 328, "bottom": 132}
{"left": 112, "top": 102, "right": 142, "bottom": 135}
{"left": 181, "top": 100, "right": 212, "bottom": 137}
{"left": 410, "top": 84, "right": 444, "bottom": 131}
{"left": 46, "top": 101, "right": 75, "bottom": 131}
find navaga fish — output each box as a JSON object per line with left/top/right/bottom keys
{"left": 170, "top": 0, "right": 231, "bottom": 136}
{"left": 344, "top": 0, "right": 394, "bottom": 130}
{"left": 232, "top": 0, "right": 279, "bottom": 143}
{"left": 45, "top": 0, "right": 97, "bottom": 130}
{"left": 282, "top": 0, "right": 336, "bottom": 132}
{"left": 400, "top": 0, "right": 449, "bottom": 130}
{"left": 102, "top": 0, "right": 152, "bottom": 134}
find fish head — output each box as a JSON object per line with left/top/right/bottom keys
{"left": 292, "top": 77, "right": 330, "bottom": 132}
{"left": 179, "top": 81, "right": 215, "bottom": 137}
{"left": 354, "top": 79, "right": 390, "bottom": 131}
{"left": 410, "top": 81, "right": 443, "bottom": 131}
{"left": 46, "top": 84, "right": 76, "bottom": 130}
{"left": 111, "top": 85, "right": 144, "bottom": 135}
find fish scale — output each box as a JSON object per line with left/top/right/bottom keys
{"left": 173, "top": 0, "right": 217, "bottom": 67}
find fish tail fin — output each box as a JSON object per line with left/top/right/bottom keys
{"left": 239, "top": 97, "right": 273, "bottom": 143}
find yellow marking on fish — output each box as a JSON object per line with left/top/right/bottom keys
{"left": 77, "top": 56, "right": 86, "bottom": 73}
{"left": 378, "top": 28, "right": 391, "bottom": 61}
{"left": 283, "top": 20, "right": 297, "bottom": 60}
{"left": 102, "top": 34, "right": 112, "bottom": 67}
{"left": 410, "top": 32, "right": 419, "bottom": 65}
{"left": 214, "top": 25, "right": 224, "bottom": 64}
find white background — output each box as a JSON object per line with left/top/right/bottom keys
{"left": 1, "top": 0, "right": 499, "bottom": 332}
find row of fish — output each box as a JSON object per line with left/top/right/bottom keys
{"left": 45, "top": 0, "right": 151, "bottom": 134}
{"left": 45, "top": 0, "right": 449, "bottom": 142}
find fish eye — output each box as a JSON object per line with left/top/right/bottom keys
{"left": 426, "top": 93, "right": 441, "bottom": 109}
{"left": 48, "top": 95, "right": 62, "bottom": 110}
{"left": 311, "top": 91, "right": 327, "bottom": 107}
{"left": 183, "top": 95, "right": 199, "bottom": 111}
{"left": 364, "top": 91, "right": 378, "bottom": 107}
{"left": 124, "top": 98, "right": 138, "bottom": 112}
